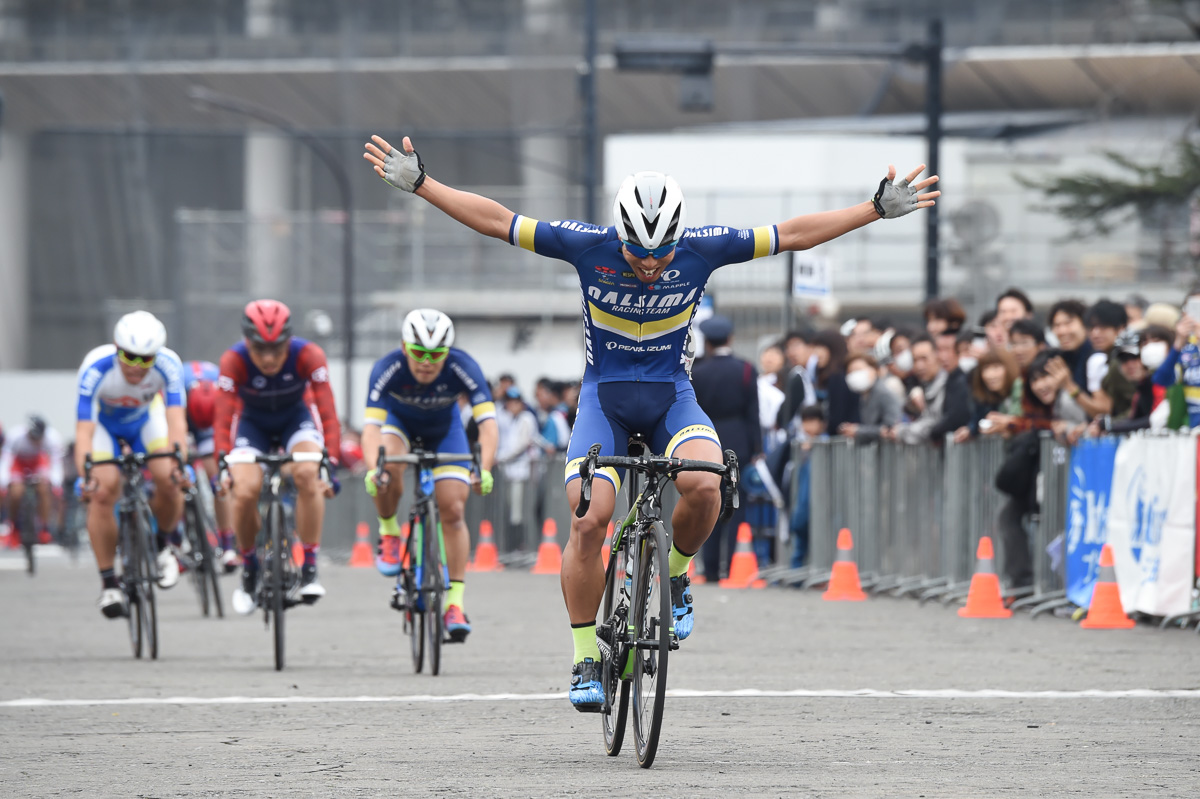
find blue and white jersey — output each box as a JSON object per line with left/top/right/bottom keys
{"left": 506, "top": 217, "right": 779, "bottom": 383}
{"left": 364, "top": 347, "right": 495, "bottom": 433}
{"left": 76, "top": 344, "right": 186, "bottom": 426}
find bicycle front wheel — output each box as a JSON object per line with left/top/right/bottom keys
{"left": 268, "top": 501, "right": 287, "bottom": 671}
{"left": 600, "top": 537, "right": 631, "bottom": 758}
{"left": 135, "top": 509, "right": 159, "bottom": 661}
{"left": 194, "top": 499, "right": 224, "bottom": 618}
{"left": 631, "top": 521, "right": 671, "bottom": 768}
{"left": 424, "top": 512, "right": 444, "bottom": 676}
{"left": 184, "top": 500, "right": 211, "bottom": 617}
{"left": 120, "top": 511, "right": 143, "bottom": 659}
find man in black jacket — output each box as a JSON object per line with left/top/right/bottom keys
{"left": 690, "top": 315, "right": 761, "bottom": 581}
{"left": 886, "top": 331, "right": 970, "bottom": 444}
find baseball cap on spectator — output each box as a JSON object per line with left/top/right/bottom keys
{"left": 1138, "top": 302, "right": 1181, "bottom": 331}
{"left": 1113, "top": 329, "right": 1140, "bottom": 359}
{"left": 504, "top": 386, "right": 522, "bottom": 401}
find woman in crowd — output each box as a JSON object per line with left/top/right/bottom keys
{"left": 838, "top": 353, "right": 901, "bottom": 441}
{"left": 811, "top": 329, "right": 859, "bottom": 433}
{"left": 954, "top": 347, "right": 1021, "bottom": 442}
{"left": 923, "top": 297, "right": 967, "bottom": 337}
{"left": 982, "top": 348, "right": 1087, "bottom": 439}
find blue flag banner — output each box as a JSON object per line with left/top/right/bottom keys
{"left": 1065, "top": 437, "right": 1119, "bottom": 608}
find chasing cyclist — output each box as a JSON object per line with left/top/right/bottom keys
{"left": 214, "top": 300, "right": 341, "bottom": 615}
{"left": 362, "top": 309, "right": 498, "bottom": 642}
{"left": 364, "top": 134, "right": 938, "bottom": 710}
{"left": 0, "top": 415, "right": 65, "bottom": 547}
{"left": 75, "top": 311, "right": 190, "bottom": 618}
{"left": 183, "top": 360, "right": 239, "bottom": 571}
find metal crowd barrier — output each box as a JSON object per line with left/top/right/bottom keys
{"left": 796, "top": 434, "right": 1065, "bottom": 604}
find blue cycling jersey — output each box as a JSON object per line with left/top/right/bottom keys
{"left": 508, "top": 217, "right": 779, "bottom": 383}
{"left": 364, "top": 347, "right": 496, "bottom": 438}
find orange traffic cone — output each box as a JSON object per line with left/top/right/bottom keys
{"left": 468, "top": 519, "right": 503, "bottom": 572}
{"left": 958, "top": 536, "right": 1012, "bottom": 618}
{"left": 291, "top": 539, "right": 304, "bottom": 567}
{"left": 601, "top": 521, "right": 614, "bottom": 569}
{"left": 719, "top": 523, "right": 766, "bottom": 589}
{"left": 531, "top": 518, "right": 563, "bottom": 574}
{"left": 822, "top": 528, "right": 867, "bottom": 601}
{"left": 349, "top": 522, "right": 373, "bottom": 568}
{"left": 1080, "top": 544, "right": 1135, "bottom": 629}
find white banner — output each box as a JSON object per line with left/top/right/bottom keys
{"left": 791, "top": 253, "right": 831, "bottom": 300}
{"left": 1105, "top": 436, "right": 1196, "bottom": 616}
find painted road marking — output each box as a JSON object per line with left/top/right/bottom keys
{"left": 4, "top": 688, "right": 1200, "bottom": 709}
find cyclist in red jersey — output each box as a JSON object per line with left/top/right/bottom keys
{"left": 213, "top": 300, "right": 341, "bottom": 614}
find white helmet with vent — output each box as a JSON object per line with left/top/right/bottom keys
{"left": 113, "top": 311, "right": 167, "bottom": 356}
{"left": 402, "top": 308, "right": 455, "bottom": 349}
{"left": 612, "top": 171, "right": 687, "bottom": 249}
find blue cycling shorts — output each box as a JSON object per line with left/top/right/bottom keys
{"left": 377, "top": 409, "right": 472, "bottom": 485}
{"left": 564, "top": 379, "right": 720, "bottom": 492}
{"left": 231, "top": 402, "right": 323, "bottom": 457}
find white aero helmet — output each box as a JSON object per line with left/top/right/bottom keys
{"left": 402, "top": 308, "right": 455, "bottom": 350}
{"left": 612, "top": 171, "right": 687, "bottom": 250}
{"left": 113, "top": 310, "right": 167, "bottom": 357}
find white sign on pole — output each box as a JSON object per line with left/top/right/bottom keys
{"left": 791, "top": 253, "right": 831, "bottom": 300}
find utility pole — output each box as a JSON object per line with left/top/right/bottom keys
{"left": 924, "top": 19, "right": 944, "bottom": 301}
{"left": 581, "top": 0, "right": 598, "bottom": 223}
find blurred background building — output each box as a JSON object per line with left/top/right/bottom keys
{"left": 2, "top": 0, "right": 1200, "bottom": 430}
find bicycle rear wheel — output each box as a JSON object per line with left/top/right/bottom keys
{"left": 424, "top": 512, "right": 444, "bottom": 676}
{"left": 193, "top": 499, "right": 224, "bottom": 618}
{"left": 600, "top": 538, "right": 631, "bottom": 757}
{"left": 268, "top": 500, "right": 287, "bottom": 671}
{"left": 184, "top": 500, "right": 210, "bottom": 617}
{"left": 631, "top": 521, "right": 671, "bottom": 768}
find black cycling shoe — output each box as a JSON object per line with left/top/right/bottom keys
{"left": 299, "top": 564, "right": 325, "bottom": 604}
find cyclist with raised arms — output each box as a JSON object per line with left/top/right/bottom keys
{"left": 0, "top": 415, "right": 65, "bottom": 547}
{"left": 75, "top": 311, "right": 190, "bottom": 618}
{"left": 184, "top": 359, "right": 238, "bottom": 571}
{"left": 361, "top": 308, "right": 499, "bottom": 642}
{"left": 364, "top": 134, "right": 938, "bottom": 710}
{"left": 213, "top": 300, "right": 341, "bottom": 615}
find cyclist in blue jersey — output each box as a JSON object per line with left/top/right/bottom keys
{"left": 364, "top": 134, "right": 939, "bottom": 710}
{"left": 361, "top": 309, "right": 499, "bottom": 642}
{"left": 74, "top": 311, "right": 191, "bottom": 618}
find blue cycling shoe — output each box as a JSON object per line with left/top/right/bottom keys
{"left": 569, "top": 658, "right": 604, "bottom": 713}
{"left": 670, "top": 574, "right": 694, "bottom": 640}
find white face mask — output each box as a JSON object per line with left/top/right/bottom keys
{"left": 893, "top": 349, "right": 913, "bottom": 373}
{"left": 1140, "top": 341, "right": 1169, "bottom": 370}
{"left": 957, "top": 356, "right": 979, "bottom": 373}
{"left": 845, "top": 369, "right": 876, "bottom": 394}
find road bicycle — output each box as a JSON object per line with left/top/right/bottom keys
{"left": 13, "top": 474, "right": 44, "bottom": 575}
{"left": 575, "top": 437, "right": 739, "bottom": 768}
{"left": 178, "top": 457, "right": 224, "bottom": 618}
{"left": 219, "top": 449, "right": 332, "bottom": 671}
{"left": 373, "top": 443, "right": 479, "bottom": 676}
{"left": 84, "top": 447, "right": 185, "bottom": 660}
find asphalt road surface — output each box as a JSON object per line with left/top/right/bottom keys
{"left": 3, "top": 549, "right": 1200, "bottom": 797}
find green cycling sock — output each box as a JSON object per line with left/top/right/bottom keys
{"left": 379, "top": 515, "right": 400, "bottom": 537}
{"left": 446, "top": 580, "right": 465, "bottom": 610}
{"left": 571, "top": 622, "right": 601, "bottom": 664}
{"left": 668, "top": 543, "right": 695, "bottom": 578}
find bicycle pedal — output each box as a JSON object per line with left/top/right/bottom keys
{"left": 572, "top": 702, "right": 602, "bottom": 714}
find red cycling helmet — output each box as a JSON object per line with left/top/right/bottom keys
{"left": 187, "top": 381, "right": 218, "bottom": 429}
{"left": 242, "top": 299, "right": 293, "bottom": 344}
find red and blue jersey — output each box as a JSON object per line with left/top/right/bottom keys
{"left": 213, "top": 337, "right": 340, "bottom": 456}
{"left": 506, "top": 217, "right": 778, "bottom": 383}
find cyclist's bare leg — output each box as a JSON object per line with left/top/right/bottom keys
{"left": 34, "top": 480, "right": 53, "bottom": 532}
{"left": 667, "top": 438, "right": 723, "bottom": 556}
{"left": 7, "top": 481, "right": 24, "bottom": 533}
{"left": 84, "top": 466, "right": 122, "bottom": 570}
{"left": 198, "top": 454, "right": 232, "bottom": 532}
{"left": 290, "top": 440, "right": 325, "bottom": 547}
{"left": 435, "top": 478, "right": 470, "bottom": 581}
{"left": 230, "top": 463, "right": 264, "bottom": 552}
{"left": 146, "top": 452, "right": 183, "bottom": 533}
{"left": 562, "top": 478, "right": 616, "bottom": 625}
{"left": 370, "top": 432, "right": 408, "bottom": 518}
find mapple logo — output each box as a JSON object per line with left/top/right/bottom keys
{"left": 594, "top": 265, "right": 616, "bottom": 275}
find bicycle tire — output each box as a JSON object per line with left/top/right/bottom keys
{"left": 185, "top": 500, "right": 211, "bottom": 617}
{"left": 600, "top": 535, "right": 631, "bottom": 757}
{"left": 192, "top": 499, "right": 224, "bottom": 618}
{"left": 631, "top": 521, "right": 671, "bottom": 768}
{"left": 407, "top": 523, "right": 425, "bottom": 674}
{"left": 269, "top": 500, "right": 287, "bottom": 671}
{"left": 121, "top": 510, "right": 143, "bottom": 659}
{"left": 19, "top": 493, "right": 37, "bottom": 576}
{"left": 425, "top": 510, "right": 444, "bottom": 676}
{"left": 135, "top": 508, "right": 159, "bottom": 661}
